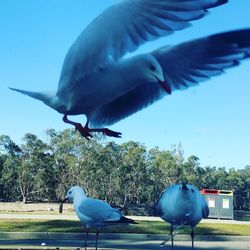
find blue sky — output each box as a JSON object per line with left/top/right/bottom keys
{"left": 0, "top": 0, "right": 249, "bottom": 169}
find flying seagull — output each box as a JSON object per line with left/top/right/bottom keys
{"left": 10, "top": 0, "right": 250, "bottom": 139}
{"left": 60, "top": 186, "right": 136, "bottom": 249}
{"left": 156, "top": 183, "right": 209, "bottom": 249}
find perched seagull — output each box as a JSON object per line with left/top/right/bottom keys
{"left": 156, "top": 183, "right": 209, "bottom": 249}
{"left": 10, "top": 1, "right": 250, "bottom": 139}
{"left": 60, "top": 186, "right": 136, "bottom": 250}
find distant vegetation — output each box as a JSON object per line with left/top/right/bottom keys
{"left": 0, "top": 129, "right": 249, "bottom": 214}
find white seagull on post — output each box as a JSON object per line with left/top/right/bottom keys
{"left": 10, "top": 0, "right": 250, "bottom": 139}
{"left": 156, "top": 183, "right": 209, "bottom": 249}
{"left": 60, "top": 186, "right": 136, "bottom": 250}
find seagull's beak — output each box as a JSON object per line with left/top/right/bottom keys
{"left": 154, "top": 75, "right": 171, "bottom": 94}
{"left": 59, "top": 197, "right": 69, "bottom": 214}
{"left": 62, "top": 197, "right": 69, "bottom": 203}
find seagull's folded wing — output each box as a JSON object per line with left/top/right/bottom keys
{"left": 89, "top": 29, "right": 250, "bottom": 127}
{"left": 59, "top": 0, "right": 227, "bottom": 85}
{"left": 79, "top": 198, "right": 121, "bottom": 222}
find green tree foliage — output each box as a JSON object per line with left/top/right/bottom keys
{"left": 0, "top": 130, "right": 249, "bottom": 212}
{"left": 118, "top": 142, "right": 150, "bottom": 212}
{"left": 148, "top": 147, "right": 180, "bottom": 206}
{"left": 0, "top": 135, "right": 21, "bottom": 201}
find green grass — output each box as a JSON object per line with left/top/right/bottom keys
{"left": 0, "top": 219, "right": 249, "bottom": 236}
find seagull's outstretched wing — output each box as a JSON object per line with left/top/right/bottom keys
{"left": 89, "top": 29, "right": 250, "bottom": 127}
{"left": 152, "top": 28, "right": 250, "bottom": 92}
{"left": 58, "top": 0, "right": 227, "bottom": 89}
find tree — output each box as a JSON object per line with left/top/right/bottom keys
{"left": 0, "top": 135, "right": 21, "bottom": 156}
{"left": 18, "top": 133, "right": 54, "bottom": 203}
{"left": 0, "top": 154, "right": 5, "bottom": 199}
{"left": 240, "top": 166, "right": 250, "bottom": 210}
{"left": 148, "top": 147, "right": 181, "bottom": 206}
{"left": 117, "top": 141, "right": 150, "bottom": 213}
{"left": 181, "top": 155, "right": 203, "bottom": 188}
{"left": 0, "top": 130, "right": 249, "bottom": 213}
{"left": 90, "top": 142, "right": 121, "bottom": 203}
{"left": 0, "top": 135, "right": 22, "bottom": 201}
{"left": 45, "top": 129, "right": 104, "bottom": 200}
{"left": 227, "top": 167, "right": 250, "bottom": 210}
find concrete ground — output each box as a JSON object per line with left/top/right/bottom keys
{"left": 0, "top": 233, "right": 250, "bottom": 250}
{"left": 0, "top": 214, "right": 249, "bottom": 249}
{"left": 0, "top": 236, "right": 250, "bottom": 249}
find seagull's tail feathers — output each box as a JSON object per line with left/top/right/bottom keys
{"left": 118, "top": 216, "right": 138, "bottom": 224}
{"left": 9, "top": 87, "right": 64, "bottom": 113}
{"left": 10, "top": 87, "right": 50, "bottom": 102}
{"left": 105, "top": 216, "right": 138, "bottom": 225}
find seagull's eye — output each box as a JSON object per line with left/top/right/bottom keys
{"left": 191, "top": 189, "right": 194, "bottom": 193}
{"left": 69, "top": 191, "right": 72, "bottom": 194}
{"left": 150, "top": 65, "right": 156, "bottom": 71}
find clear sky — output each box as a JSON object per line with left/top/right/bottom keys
{"left": 0, "top": 0, "right": 249, "bottom": 169}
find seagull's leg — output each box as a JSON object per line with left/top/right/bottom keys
{"left": 95, "top": 231, "right": 99, "bottom": 250}
{"left": 63, "top": 115, "right": 121, "bottom": 138}
{"left": 171, "top": 225, "right": 174, "bottom": 250}
{"left": 84, "top": 228, "right": 89, "bottom": 250}
{"left": 191, "top": 227, "right": 195, "bottom": 249}
{"left": 160, "top": 225, "right": 173, "bottom": 247}
{"left": 63, "top": 115, "right": 93, "bottom": 139}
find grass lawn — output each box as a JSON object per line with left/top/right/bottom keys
{"left": 0, "top": 219, "right": 249, "bottom": 236}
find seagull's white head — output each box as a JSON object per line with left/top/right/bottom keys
{"left": 65, "top": 186, "right": 86, "bottom": 202}
{"left": 138, "top": 54, "right": 165, "bottom": 85}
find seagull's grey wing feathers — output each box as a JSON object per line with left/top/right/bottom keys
{"left": 152, "top": 29, "right": 250, "bottom": 92}
{"left": 89, "top": 81, "right": 166, "bottom": 126}
{"left": 79, "top": 198, "right": 121, "bottom": 222}
{"left": 58, "top": 0, "right": 227, "bottom": 90}
{"left": 89, "top": 29, "right": 250, "bottom": 127}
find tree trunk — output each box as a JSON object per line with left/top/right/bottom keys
{"left": 22, "top": 195, "right": 27, "bottom": 204}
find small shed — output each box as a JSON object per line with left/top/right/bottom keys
{"left": 200, "top": 189, "right": 234, "bottom": 220}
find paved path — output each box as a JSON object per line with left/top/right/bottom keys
{"left": 0, "top": 214, "right": 249, "bottom": 249}
{"left": 0, "top": 234, "right": 250, "bottom": 249}
{"left": 0, "top": 213, "right": 249, "bottom": 224}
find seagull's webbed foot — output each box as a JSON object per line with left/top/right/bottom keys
{"left": 75, "top": 123, "right": 94, "bottom": 140}
{"left": 63, "top": 115, "right": 93, "bottom": 140}
{"left": 63, "top": 115, "right": 122, "bottom": 139}
{"left": 90, "top": 127, "right": 122, "bottom": 138}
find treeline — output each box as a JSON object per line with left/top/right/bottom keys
{"left": 0, "top": 129, "right": 249, "bottom": 214}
